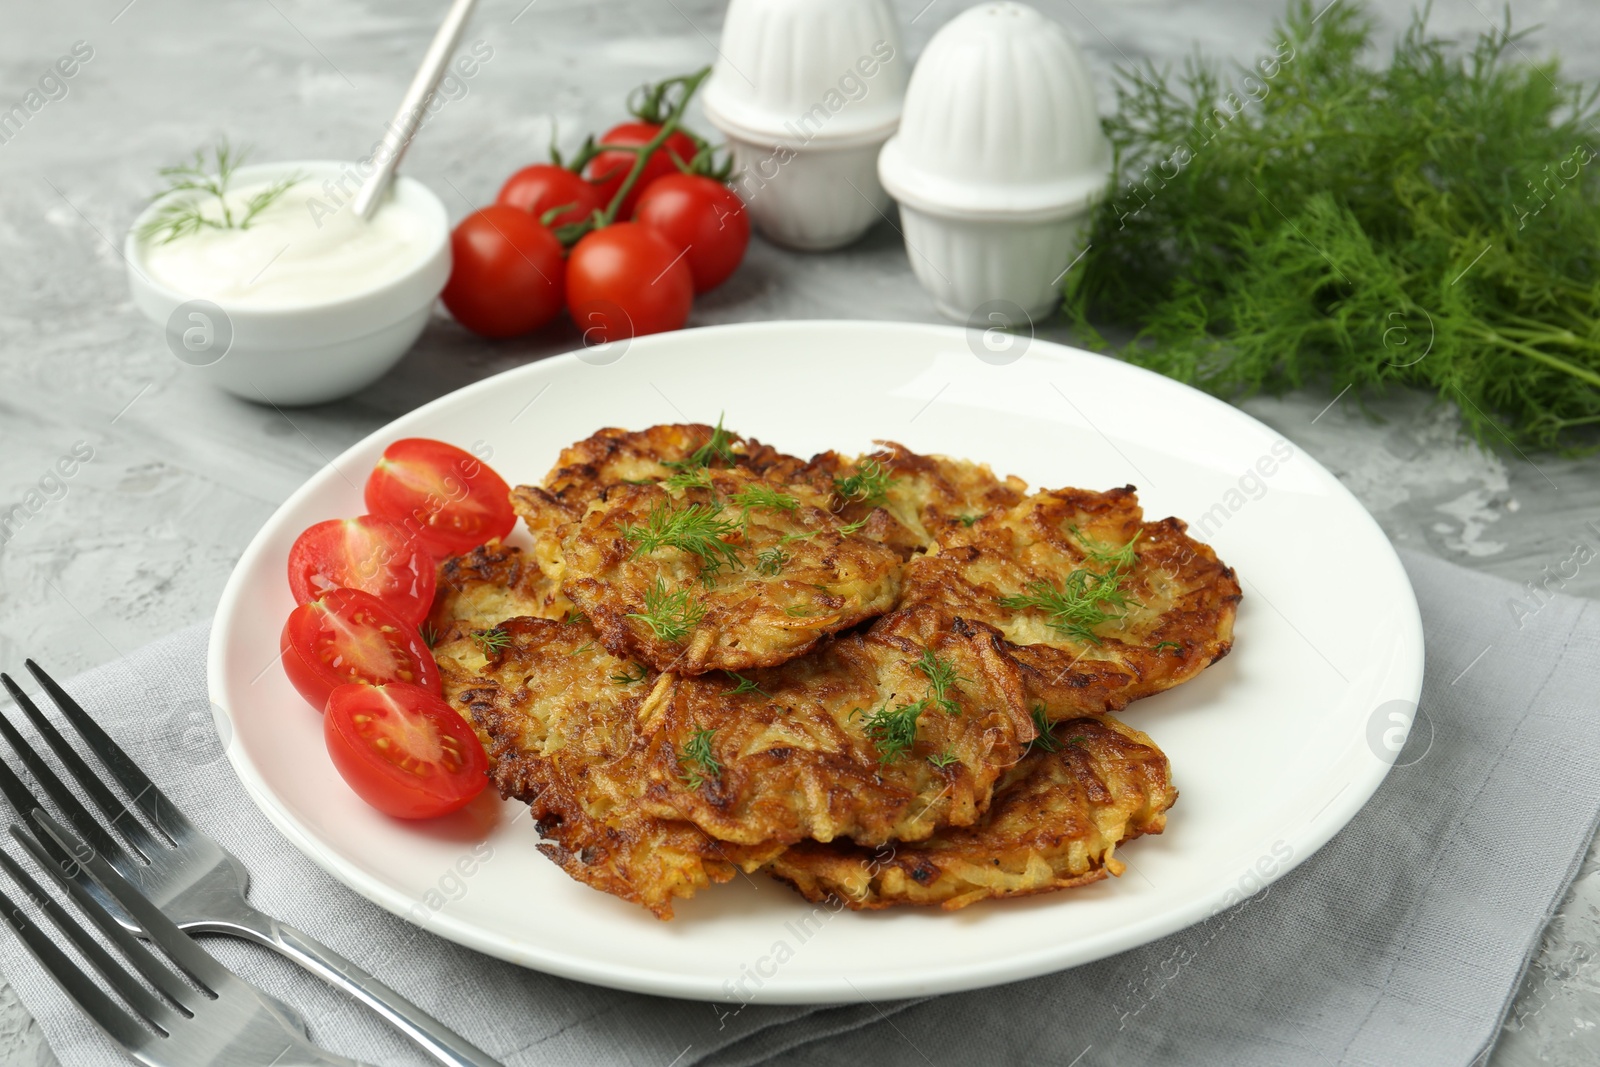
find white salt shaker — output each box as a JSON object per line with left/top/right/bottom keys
{"left": 878, "top": 1, "right": 1111, "bottom": 321}
{"left": 702, "top": 0, "right": 907, "bottom": 251}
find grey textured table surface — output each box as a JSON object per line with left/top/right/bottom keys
{"left": 1, "top": 0, "right": 1597, "bottom": 1064}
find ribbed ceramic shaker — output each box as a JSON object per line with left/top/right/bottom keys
{"left": 702, "top": 0, "right": 907, "bottom": 251}
{"left": 878, "top": 1, "right": 1111, "bottom": 321}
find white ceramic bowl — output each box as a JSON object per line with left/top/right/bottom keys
{"left": 878, "top": 2, "right": 1111, "bottom": 321}
{"left": 703, "top": 0, "right": 906, "bottom": 251}
{"left": 125, "top": 160, "right": 451, "bottom": 406}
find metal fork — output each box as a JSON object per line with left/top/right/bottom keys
{"left": 0, "top": 810, "right": 370, "bottom": 1067}
{"left": 0, "top": 662, "right": 500, "bottom": 1067}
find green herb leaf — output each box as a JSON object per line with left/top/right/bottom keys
{"left": 927, "top": 749, "right": 960, "bottom": 769}
{"left": 723, "top": 672, "right": 767, "bottom": 697}
{"left": 914, "top": 649, "right": 969, "bottom": 716}
{"left": 834, "top": 457, "right": 894, "bottom": 506}
{"left": 610, "top": 665, "right": 648, "bottom": 685}
{"left": 679, "top": 727, "right": 722, "bottom": 789}
{"left": 756, "top": 547, "right": 789, "bottom": 576}
{"left": 621, "top": 500, "right": 744, "bottom": 580}
{"left": 860, "top": 699, "right": 927, "bottom": 764}
{"left": 625, "top": 578, "right": 706, "bottom": 643}
{"left": 998, "top": 566, "right": 1135, "bottom": 644}
{"left": 471, "top": 627, "right": 510, "bottom": 655}
{"left": 1026, "top": 706, "right": 1062, "bottom": 754}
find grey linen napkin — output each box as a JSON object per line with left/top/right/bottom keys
{"left": 0, "top": 548, "right": 1596, "bottom": 1066}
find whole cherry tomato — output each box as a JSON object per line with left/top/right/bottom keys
{"left": 566, "top": 222, "right": 694, "bottom": 344}
{"left": 585, "top": 122, "right": 699, "bottom": 219}
{"left": 634, "top": 174, "right": 750, "bottom": 293}
{"left": 440, "top": 206, "right": 564, "bottom": 340}
{"left": 364, "top": 438, "right": 516, "bottom": 559}
{"left": 495, "top": 163, "right": 605, "bottom": 229}
{"left": 324, "top": 682, "right": 488, "bottom": 819}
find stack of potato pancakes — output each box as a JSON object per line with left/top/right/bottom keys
{"left": 429, "top": 423, "right": 1240, "bottom": 919}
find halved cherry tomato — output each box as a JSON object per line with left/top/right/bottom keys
{"left": 440, "top": 206, "right": 565, "bottom": 340}
{"left": 566, "top": 222, "right": 694, "bottom": 344}
{"left": 280, "top": 589, "right": 440, "bottom": 710}
{"left": 634, "top": 174, "right": 750, "bottom": 293}
{"left": 364, "top": 438, "right": 515, "bottom": 559}
{"left": 585, "top": 122, "right": 699, "bottom": 219}
{"left": 324, "top": 683, "right": 487, "bottom": 819}
{"left": 496, "top": 163, "right": 606, "bottom": 229}
{"left": 287, "top": 516, "right": 435, "bottom": 626}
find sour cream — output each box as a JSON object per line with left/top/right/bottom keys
{"left": 140, "top": 177, "right": 435, "bottom": 309}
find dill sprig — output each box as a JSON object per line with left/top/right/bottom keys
{"left": 563, "top": 608, "right": 588, "bottom": 625}
{"left": 914, "top": 649, "right": 969, "bottom": 716}
{"left": 756, "top": 547, "right": 788, "bottom": 576}
{"left": 833, "top": 458, "right": 894, "bottom": 506}
{"left": 860, "top": 699, "right": 927, "bottom": 764}
{"left": 625, "top": 578, "right": 705, "bottom": 643}
{"left": 419, "top": 621, "right": 440, "bottom": 649}
{"left": 1066, "top": 0, "right": 1600, "bottom": 452}
{"left": 723, "top": 672, "right": 767, "bottom": 697}
{"left": 664, "top": 414, "right": 738, "bottom": 471}
{"left": 927, "top": 749, "right": 960, "bottom": 769}
{"left": 1153, "top": 640, "right": 1183, "bottom": 654}
{"left": 610, "top": 665, "right": 647, "bottom": 685}
{"left": 471, "top": 627, "right": 510, "bottom": 655}
{"left": 1026, "top": 706, "right": 1061, "bottom": 754}
{"left": 621, "top": 500, "right": 743, "bottom": 579}
{"left": 679, "top": 728, "right": 722, "bottom": 788}
{"left": 730, "top": 484, "right": 799, "bottom": 517}
{"left": 137, "top": 141, "right": 302, "bottom": 246}
{"left": 1070, "top": 526, "right": 1140, "bottom": 571}
{"left": 661, "top": 467, "right": 716, "bottom": 493}
{"left": 999, "top": 567, "right": 1135, "bottom": 644}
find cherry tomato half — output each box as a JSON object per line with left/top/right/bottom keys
{"left": 287, "top": 516, "right": 435, "bottom": 626}
{"left": 324, "top": 683, "right": 488, "bottom": 819}
{"left": 584, "top": 122, "right": 699, "bottom": 219}
{"left": 566, "top": 222, "right": 694, "bottom": 345}
{"left": 440, "top": 205, "right": 565, "bottom": 340}
{"left": 280, "top": 590, "right": 440, "bottom": 711}
{"left": 634, "top": 174, "right": 750, "bottom": 293}
{"left": 364, "top": 438, "right": 515, "bottom": 559}
{"left": 495, "top": 163, "right": 605, "bottom": 229}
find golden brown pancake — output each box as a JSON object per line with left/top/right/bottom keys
{"left": 899, "top": 485, "right": 1240, "bottom": 718}
{"left": 766, "top": 714, "right": 1176, "bottom": 910}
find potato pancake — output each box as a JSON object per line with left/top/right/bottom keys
{"left": 427, "top": 539, "right": 567, "bottom": 641}
{"left": 802, "top": 443, "right": 1028, "bottom": 555}
{"left": 900, "top": 486, "right": 1240, "bottom": 718}
{"left": 635, "top": 605, "right": 1037, "bottom": 849}
{"left": 558, "top": 468, "right": 903, "bottom": 674}
{"left": 766, "top": 715, "right": 1175, "bottom": 910}
{"left": 446, "top": 616, "right": 783, "bottom": 920}
{"left": 541, "top": 421, "right": 806, "bottom": 510}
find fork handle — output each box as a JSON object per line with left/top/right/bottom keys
{"left": 205, "top": 907, "right": 502, "bottom": 1067}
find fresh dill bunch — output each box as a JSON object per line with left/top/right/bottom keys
{"left": 610, "top": 665, "right": 647, "bottom": 685}
{"left": 471, "top": 627, "right": 511, "bottom": 655}
{"left": 998, "top": 567, "right": 1134, "bottom": 644}
{"left": 679, "top": 728, "right": 722, "bottom": 789}
{"left": 1070, "top": 526, "right": 1140, "bottom": 571}
{"left": 664, "top": 414, "right": 738, "bottom": 471}
{"left": 1026, "top": 706, "right": 1061, "bottom": 754}
{"left": 723, "top": 672, "right": 767, "bottom": 696}
{"left": 1066, "top": 0, "right": 1600, "bottom": 453}
{"left": 625, "top": 578, "right": 705, "bottom": 642}
{"left": 927, "top": 749, "right": 960, "bottom": 769}
{"left": 914, "top": 649, "right": 969, "bottom": 716}
{"left": 833, "top": 458, "right": 894, "bottom": 506}
{"left": 755, "top": 547, "right": 789, "bottom": 576}
{"left": 860, "top": 698, "right": 927, "bottom": 764}
{"left": 137, "top": 140, "right": 302, "bottom": 245}
{"left": 621, "top": 500, "right": 744, "bottom": 578}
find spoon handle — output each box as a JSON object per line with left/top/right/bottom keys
{"left": 353, "top": 0, "right": 481, "bottom": 220}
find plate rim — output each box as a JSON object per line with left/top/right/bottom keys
{"left": 208, "top": 318, "right": 1425, "bottom": 1003}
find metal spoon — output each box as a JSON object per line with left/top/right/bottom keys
{"left": 352, "top": 0, "right": 481, "bottom": 220}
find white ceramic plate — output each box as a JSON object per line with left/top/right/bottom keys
{"left": 210, "top": 320, "right": 1424, "bottom": 1004}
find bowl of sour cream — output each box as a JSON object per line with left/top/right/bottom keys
{"left": 126, "top": 160, "right": 450, "bottom": 406}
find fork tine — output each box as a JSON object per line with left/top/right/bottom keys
{"left": 0, "top": 841, "right": 181, "bottom": 1028}
{"left": 10, "top": 826, "right": 210, "bottom": 1015}
{"left": 23, "top": 660, "right": 197, "bottom": 844}
{"left": 0, "top": 879, "right": 151, "bottom": 1050}
{"left": 1, "top": 674, "right": 167, "bottom": 860}
{"left": 33, "top": 810, "right": 234, "bottom": 993}
{"left": 0, "top": 694, "right": 133, "bottom": 867}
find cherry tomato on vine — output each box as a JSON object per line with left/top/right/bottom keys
{"left": 440, "top": 206, "right": 564, "bottom": 340}
{"left": 364, "top": 438, "right": 515, "bottom": 559}
{"left": 324, "top": 683, "right": 488, "bottom": 819}
{"left": 585, "top": 122, "right": 699, "bottom": 219}
{"left": 634, "top": 174, "right": 750, "bottom": 293}
{"left": 566, "top": 222, "right": 694, "bottom": 344}
{"left": 280, "top": 590, "right": 440, "bottom": 711}
{"left": 495, "top": 164, "right": 605, "bottom": 229}
{"left": 287, "top": 516, "right": 435, "bottom": 626}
